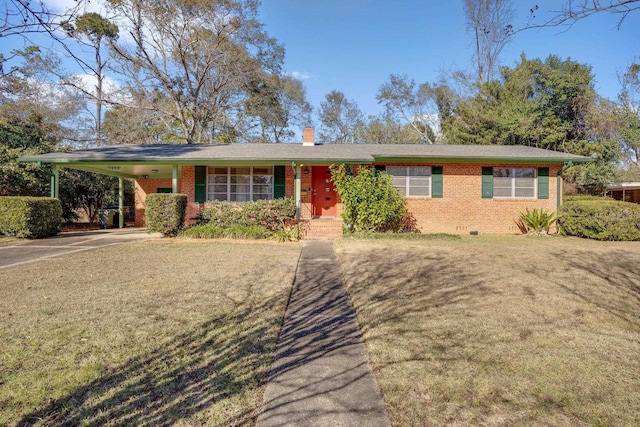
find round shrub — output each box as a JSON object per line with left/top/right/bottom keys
{"left": 558, "top": 198, "right": 640, "bottom": 241}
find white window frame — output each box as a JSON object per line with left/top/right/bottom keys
{"left": 206, "top": 166, "right": 274, "bottom": 202}
{"left": 493, "top": 167, "right": 537, "bottom": 199}
{"left": 386, "top": 166, "right": 432, "bottom": 198}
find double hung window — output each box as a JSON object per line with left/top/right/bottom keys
{"left": 207, "top": 166, "right": 273, "bottom": 202}
{"left": 492, "top": 168, "right": 536, "bottom": 198}
{"left": 386, "top": 166, "right": 431, "bottom": 197}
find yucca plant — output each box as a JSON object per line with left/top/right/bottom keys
{"left": 516, "top": 208, "right": 559, "bottom": 236}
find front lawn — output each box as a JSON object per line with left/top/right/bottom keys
{"left": 335, "top": 236, "right": 640, "bottom": 426}
{"left": 0, "top": 240, "right": 301, "bottom": 426}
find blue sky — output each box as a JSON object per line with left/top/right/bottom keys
{"left": 4, "top": 0, "right": 638, "bottom": 136}
{"left": 259, "top": 0, "right": 640, "bottom": 121}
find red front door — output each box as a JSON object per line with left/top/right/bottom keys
{"left": 312, "top": 166, "right": 337, "bottom": 217}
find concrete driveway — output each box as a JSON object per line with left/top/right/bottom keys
{"left": 0, "top": 228, "right": 161, "bottom": 270}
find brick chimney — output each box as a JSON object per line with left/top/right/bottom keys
{"left": 303, "top": 127, "right": 314, "bottom": 146}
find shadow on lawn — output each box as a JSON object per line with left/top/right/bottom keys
{"left": 338, "top": 246, "right": 498, "bottom": 336}
{"left": 544, "top": 247, "right": 640, "bottom": 324}
{"left": 17, "top": 293, "right": 286, "bottom": 426}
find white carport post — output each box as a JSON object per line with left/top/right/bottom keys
{"left": 50, "top": 164, "right": 59, "bottom": 198}
{"left": 118, "top": 177, "right": 124, "bottom": 228}
{"left": 172, "top": 165, "right": 179, "bottom": 193}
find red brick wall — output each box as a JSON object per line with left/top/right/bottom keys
{"left": 285, "top": 165, "right": 314, "bottom": 219}
{"left": 134, "top": 178, "right": 171, "bottom": 227}
{"left": 395, "top": 163, "right": 562, "bottom": 234}
{"left": 133, "top": 166, "right": 203, "bottom": 227}
{"left": 136, "top": 163, "right": 561, "bottom": 234}
{"left": 180, "top": 166, "right": 205, "bottom": 223}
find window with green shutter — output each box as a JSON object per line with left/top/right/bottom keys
{"left": 483, "top": 167, "right": 545, "bottom": 199}
{"left": 538, "top": 167, "right": 549, "bottom": 199}
{"left": 481, "top": 167, "right": 493, "bottom": 198}
{"left": 195, "top": 166, "right": 206, "bottom": 203}
{"left": 431, "top": 166, "right": 443, "bottom": 198}
{"left": 386, "top": 166, "right": 432, "bottom": 197}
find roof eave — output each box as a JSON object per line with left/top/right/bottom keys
{"left": 372, "top": 155, "right": 593, "bottom": 164}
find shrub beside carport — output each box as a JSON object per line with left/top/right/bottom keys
{"left": 145, "top": 193, "right": 187, "bottom": 236}
{"left": 558, "top": 197, "right": 640, "bottom": 241}
{"left": 0, "top": 197, "right": 62, "bottom": 238}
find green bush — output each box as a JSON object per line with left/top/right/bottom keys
{"left": 558, "top": 199, "right": 640, "bottom": 241}
{"left": 330, "top": 164, "right": 407, "bottom": 233}
{"left": 178, "top": 223, "right": 272, "bottom": 239}
{"left": 271, "top": 222, "right": 303, "bottom": 242}
{"left": 0, "top": 196, "right": 62, "bottom": 238}
{"left": 145, "top": 193, "right": 187, "bottom": 237}
{"left": 564, "top": 195, "right": 614, "bottom": 202}
{"left": 199, "top": 198, "right": 296, "bottom": 231}
{"left": 515, "top": 208, "right": 559, "bottom": 236}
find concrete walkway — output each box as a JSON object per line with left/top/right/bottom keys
{"left": 257, "top": 241, "right": 390, "bottom": 427}
{"left": 0, "top": 228, "right": 159, "bottom": 270}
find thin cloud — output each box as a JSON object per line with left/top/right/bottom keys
{"left": 291, "top": 71, "right": 311, "bottom": 80}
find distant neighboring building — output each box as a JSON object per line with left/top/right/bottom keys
{"left": 606, "top": 182, "right": 640, "bottom": 204}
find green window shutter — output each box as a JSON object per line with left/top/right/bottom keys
{"left": 157, "top": 188, "right": 172, "bottom": 194}
{"left": 481, "top": 167, "right": 493, "bottom": 199}
{"left": 274, "top": 165, "right": 285, "bottom": 198}
{"left": 538, "top": 167, "right": 549, "bottom": 199}
{"left": 195, "top": 166, "right": 206, "bottom": 203}
{"left": 431, "top": 166, "right": 443, "bottom": 198}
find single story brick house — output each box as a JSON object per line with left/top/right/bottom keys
{"left": 20, "top": 128, "right": 591, "bottom": 237}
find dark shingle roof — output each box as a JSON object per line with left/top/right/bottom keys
{"left": 20, "top": 143, "right": 592, "bottom": 164}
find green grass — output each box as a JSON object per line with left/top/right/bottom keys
{"left": 0, "top": 240, "right": 301, "bottom": 426}
{"left": 335, "top": 235, "right": 640, "bottom": 426}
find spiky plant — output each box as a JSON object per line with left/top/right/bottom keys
{"left": 517, "top": 208, "right": 559, "bottom": 236}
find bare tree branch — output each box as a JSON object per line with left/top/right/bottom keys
{"left": 524, "top": 0, "right": 640, "bottom": 31}
{"left": 0, "top": 0, "right": 94, "bottom": 70}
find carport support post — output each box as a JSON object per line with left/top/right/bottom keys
{"left": 50, "top": 164, "right": 59, "bottom": 198}
{"left": 557, "top": 172, "right": 562, "bottom": 208}
{"left": 172, "top": 165, "right": 178, "bottom": 193}
{"left": 294, "top": 163, "right": 301, "bottom": 223}
{"left": 118, "top": 177, "right": 124, "bottom": 229}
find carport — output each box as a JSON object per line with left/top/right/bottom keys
{"left": 18, "top": 146, "right": 189, "bottom": 229}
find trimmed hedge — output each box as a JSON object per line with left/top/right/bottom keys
{"left": 178, "top": 224, "right": 272, "bottom": 239}
{"left": 199, "top": 198, "right": 296, "bottom": 231}
{"left": 0, "top": 197, "right": 62, "bottom": 238}
{"left": 145, "top": 193, "right": 187, "bottom": 236}
{"left": 558, "top": 198, "right": 640, "bottom": 241}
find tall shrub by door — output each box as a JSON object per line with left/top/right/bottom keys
{"left": 330, "top": 164, "right": 407, "bottom": 232}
